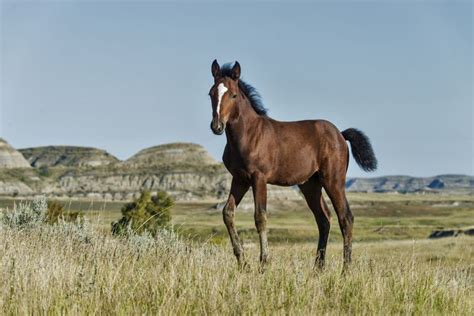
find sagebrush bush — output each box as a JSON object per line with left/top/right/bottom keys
{"left": 0, "top": 197, "right": 47, "bottom": 229}
{"left": 0, "top": 197, "right": 85, "bottom": 229}
{"left": 112, "top": 191, "right": 173, "bottom": 237}
{"left": 51, "top": 220, "right": 96, "bottom": 244}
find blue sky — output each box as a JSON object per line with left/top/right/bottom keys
{"left": 1, "top": 1, "right": 472, "bottom": 177}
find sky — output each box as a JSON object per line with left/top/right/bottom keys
{"left": 0, "top": 0, "right": 472, "bottom": 177}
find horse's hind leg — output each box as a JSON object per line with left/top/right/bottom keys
{"left": 299, "top": 175, "right": 331, "bottom": 269}
{"left": 251, "top": 172, "right": 269, "bottom": 266}
{"left": 322, "top": 172, "right": 354, "bottom": 270}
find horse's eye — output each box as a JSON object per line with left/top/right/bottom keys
{"left": 232, "top": 94, "right": 237, "bottom": 99}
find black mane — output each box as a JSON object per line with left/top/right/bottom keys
{"left": 221, "top": 63, "right": 268, "bottom": 116}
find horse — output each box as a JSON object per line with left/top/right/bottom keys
{"left": 208, "top": 60, "right": 377, "bottom": 270}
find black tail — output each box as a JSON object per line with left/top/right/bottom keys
{"left": 342, "top": 128, "right": 377, "bottom": 172}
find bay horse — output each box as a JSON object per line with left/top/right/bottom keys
{"left": 208, "top": 60, "right": 377, "bottom": 269}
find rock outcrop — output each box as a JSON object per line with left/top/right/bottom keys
{"left": 429, "top": 227, "right": 474, "bottom": 239}
{"left": 0, "top": 141, "right": 234, "bottom": 201}
{"left": 345, "top": 175, "right": 473, "bottom": 193}
{"left": 19, "top": 146, "right": 119, "bottom": 167}
{"left": 0, "top": 138, "right": 31, "bottom": 169}
{"left": 55, "top": 165, "right": 231, "bottom": 201}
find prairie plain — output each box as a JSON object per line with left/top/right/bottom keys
{"left": 1, "top": 192, "right": 473, "bottom": 314}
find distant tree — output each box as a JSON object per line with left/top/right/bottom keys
{"left": 111, "top": 191, "right": 173, "bottom": 237}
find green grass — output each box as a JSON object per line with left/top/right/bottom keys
{"left": 1, "top": 192, "right": 473, "bottom": 243}
{"left": 169, "top": 193, "right": 474, "bottom": 244}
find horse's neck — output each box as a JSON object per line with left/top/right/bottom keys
{"left": 225, "top": 100, "right": 263, "bottom": 151}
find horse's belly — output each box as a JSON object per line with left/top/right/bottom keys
{"left": 268, "top": 171, "right": 316, "bottom": 186}
{"left": 223, "top": 146, "right": 318, "bottom": 186}
{"left": 267, "top": 157, "right": 318, "bottom": 186}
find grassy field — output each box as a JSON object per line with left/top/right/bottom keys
{"left": 2, "top": 192, "right": 472, "bottom": 244}
{"left": 1, "top": 193, "right": 473, "bottom": 314}
{"left": 170, "top": 192, "right": 474, "bottom": 244}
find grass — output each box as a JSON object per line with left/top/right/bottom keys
{"left": 0, "top": 223, "right": 472, "bottom": 314}
{"left": 1, "top": 193, "right": 473, "bottom": 314}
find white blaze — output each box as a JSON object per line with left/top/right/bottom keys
{"left": 216, "top": 83, "right": 228, "bottom": 118}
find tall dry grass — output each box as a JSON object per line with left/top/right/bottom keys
{"left": 0, "top": 200, "right": 473, "bottom": 314}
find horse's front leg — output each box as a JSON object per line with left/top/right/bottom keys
{"left": 251, "top": 172, "right": 269, "bottom": 266}
{"left": 223, "top": 177, "right": 249, "bottom": 267}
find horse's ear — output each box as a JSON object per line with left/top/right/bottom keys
{"left": 211, "top": 59, "right": 221, "bottom": 78}
{"left": 231, "top": 61, "right": 241, "bottom": 80}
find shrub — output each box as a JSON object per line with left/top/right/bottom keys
{"left": 112, "top": 191, "right": 173, "bottom": 237}
{"left": 45, "top": 201, "right": 83, "bottom": 224}
{"left": 0, "top": 197, "right": 84, "bottom": 229}
{"left": 1, "top": 196, "right": 47, "bottom": 229}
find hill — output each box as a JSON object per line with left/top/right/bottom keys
{"left": 124, "top": 143, "right": 218, "bottom": 167}
{"left": 346, "top": 174, "right": 473, "bottom": 194}
{"left": 19, "top": 146, "right": 119, "bottom": 167}
{"left": 0, "top": 139, "right": 472, "bottom": 201}
{"left": 0, "top": 139, "right": 31, "bottom": 169}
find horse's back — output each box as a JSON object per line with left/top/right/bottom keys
{"left": 265, "top": 118, "right": 348, "bottom": 185}
{"left": 270, "top": 118, "right": 346, "bottom": 151}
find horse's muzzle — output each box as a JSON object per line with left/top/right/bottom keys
{"left": 210, "top": 119, "right": 225, "bottom": 135}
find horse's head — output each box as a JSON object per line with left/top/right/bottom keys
{"left": 209, "top": 59, "right": 241, "bottom": 135}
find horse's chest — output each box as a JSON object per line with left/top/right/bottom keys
{"left": 223, "top": 157, "right": 254, "bottom": 181}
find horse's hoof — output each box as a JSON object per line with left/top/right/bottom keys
{"left": 258, "top": 257, "right": 269, "bottom": 273}
{"left": 313, "top": 262, "right": 326, "bottom": 272}
{"left": 341, "top": 264, "right": 351, "bottom": 276}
